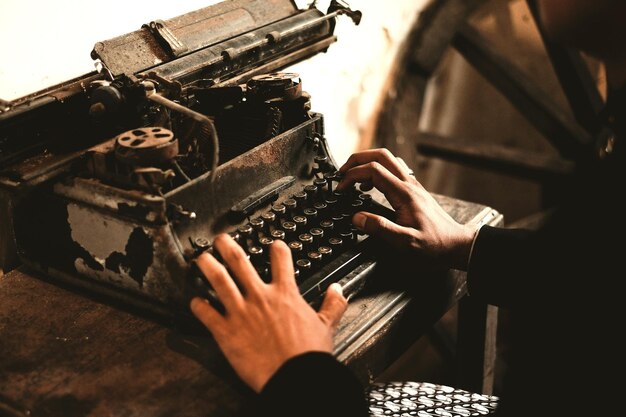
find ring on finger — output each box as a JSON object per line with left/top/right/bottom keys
{"left": 396, "top": 157, "right": 414, "bottom": 177}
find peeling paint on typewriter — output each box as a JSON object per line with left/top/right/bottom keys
{"left": 0, "top": 0, "right": 391, "bottom": 318}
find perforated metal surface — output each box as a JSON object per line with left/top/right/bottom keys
{"left": 367, "top": 382, "right": 498, "bottom": 417}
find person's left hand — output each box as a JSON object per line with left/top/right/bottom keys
{"left": 190, "top": 234, "right": 347, "bottom": 393}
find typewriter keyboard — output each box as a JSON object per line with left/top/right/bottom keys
{"left": 189, "top": 169, "right": 385, "bottom": 309}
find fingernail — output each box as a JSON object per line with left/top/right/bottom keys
{"left": 329, "top": 283, "right": 343, "bottom": 296}
{"left": 353, "top": 212, "right": 366, "bottom": 230}
{"left": 190, "top": 297, "right": 203, "bottom": 310}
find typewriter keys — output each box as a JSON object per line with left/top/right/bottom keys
{"left": 271, "top": 230, "right": 286, "bottom": 241}
{"left": 293, "top": 191, "right": 307, "bottom": 204}
{"left": 261, "top": 211, "right": 277, "bottom": 227}
{"left": 213, "top": 174, "right": 379, "bottom": 302}
{"left": 296, "top": 259, "right": 312, "bottom": 278}
{"left": 289, "top": 241, "right": 303, "bottom": 255}
{"left": 293, "top": 215, "right": 307, "bottom": 230}
{"left": 283, "top": 198, "right": 297, "bottom": 215}
{"left": 318, "top": 246, "right": 332, "bottom": 260}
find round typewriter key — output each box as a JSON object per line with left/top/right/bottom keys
{"left": 318, "top": 246, "right": 332, "bottom": 259}
{"left": 193, "top": 237, "right": 211, "bottom": 250}
{"left": 271, "top": 203, "right": 286, "bottom": 218}
{"left": 237, "top": 224, "right": 254, "bottom": 239}
{"left": 298, "top": 233, "right": 314, "bottom": 247}
{"left": 340, "top": 231, "right": 354, "bottom": 246}
{"left": 250, "top": 217, "right": 265, "bottom": 232}
{"left": 314, "top": 155, "right": 328, "bottom": 167}
{"left": 341, "top": 213, "right": 353, "bottom": 230}
{"left": 308, "top": 251, "right": 322, "bottom": 264}
{"left": 351, "top": 199, "right": 364, "bottom": 211}
{"left": 324, "top": 197, "right": 338, "bottom": 214}
{"left": 320, "top": 219, "right": 334, "bottom": 232}
{"left": 259, "top": 237, "right": 274, "bottom": 252}
{"left": 332, "top": 190, "right": 345, "bottom": 199}
{"left": 288, "top": 241, "right": 303, "bottom": 254}
{"left": 293, "top": 190, "right": 307, "bottom": 204}
{"left": 249, "top": 246, "right": 264, "bottom": 265}
{"left": 313, "top": 178, "right": 327, "bottom": 193}
{"left": 283, "top": 221, "right": 296, "bottom": 232}
{"left": 283, "top": 221, "right": 297, "bottom": 239}
{"left": 304, "top": 184, "right": 318, "bottom": 201}
{"left": 293, "top": 215, "right": 307, "bottom": 229}
{"left": 296, "top": 259, "right": 312, "bottom": 276}
{"left": 313, "top": 201, "right": 327, "bottom": 213}
{"left": 283, "top": 198, "right": 297, "bottom": 215}
{"left": 324, "top": 172, "right": 335, "bottom": 192}
{"left": 332, "top": 214, "right": 346, "bottom": 231}
{"left": 270, "top": 229, "right": 286, "bottom": 240}
{"left": 261, "top": 211, "right": 277, "bottom": 225}
{"left": 303, "top": 207, "right": 318, "bottom": 220}
{"left": 328, "top": 237, "right": 343, "bottom": 250}
{"left": 309, "top": 227, "right": 324, "bottom": 243}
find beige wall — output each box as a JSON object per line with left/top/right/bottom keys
{"left": 0, "top": 0, "right": 218, "bottom": 100}
{"left": 291, "top": 1, "right": 429, "bottom": 163}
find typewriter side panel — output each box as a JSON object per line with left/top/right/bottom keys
{"left": 13, "top": 182, "right": 189, "bottom": 310}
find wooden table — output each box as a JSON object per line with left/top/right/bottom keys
{"left": 0, "top": 195, "right": 501, "bottom": 417}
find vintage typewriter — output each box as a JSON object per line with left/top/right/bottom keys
{"left": 0, "top": 0, "right": 391, "bottom": 318}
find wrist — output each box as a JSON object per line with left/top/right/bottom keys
{"left": 448, "top": 224, "right": 481, "bottom": 271}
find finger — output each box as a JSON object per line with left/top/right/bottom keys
{"left": 190, "top": 297, "right": 224, "bottom": 331}
{"left": 339, "top": 149, "right": 410, "bottom": 181}
{"left": 213, "top": 234, "right": 264, "bottom": 297}
{"left": 196, "top": 252, "right": 245, "bottom": 311}
{"left": 396, "top": 157, "right": 419, "bottom": 185}
{"left": 352, "top": 211, "right": 416, "bottom": 248}
{"left": 395, "top": 156, "right": 411, "bottom": 173}
{"left": 337, "top": 162, "right": 411, "bottom": 208}
{"left": 269, "top": 240, "right": 297, "bottom": 289}
{"left": 317, "top": 283, "right": 347, "bottom": 330}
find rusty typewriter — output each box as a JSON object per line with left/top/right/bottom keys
{"left": 0, "top": 0, "right": 394, "bottom": 318}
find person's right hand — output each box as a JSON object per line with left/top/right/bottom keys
{"left": 337, "top": 148, "right": 477, "bottom": 270}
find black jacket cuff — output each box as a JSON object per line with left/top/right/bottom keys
{"left": 258, "top": 351, "right": 369, "bottom": 417}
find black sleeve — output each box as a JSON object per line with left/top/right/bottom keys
{"left": 256, "top": 352, "right": 369, "bottom": 417}
{"left": 466, "top": 225, "right": 534, "bottom": 308}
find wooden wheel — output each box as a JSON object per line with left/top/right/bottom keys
{"left": 373, "top": 0, "right": 607, "bottom": 217}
